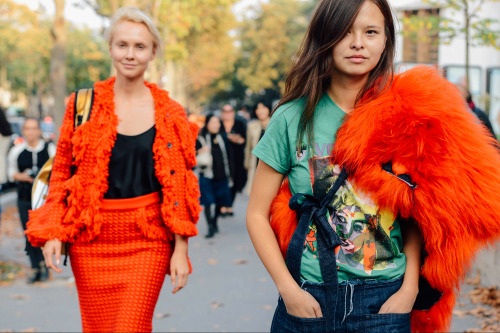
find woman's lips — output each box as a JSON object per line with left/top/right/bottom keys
{"left": 347, "top": 56, "right": 367, "bottom": 64}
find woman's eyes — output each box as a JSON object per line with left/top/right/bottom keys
{"left": 344, "top": 30, "right": 379, "bottom": 37}
{"left": 117, "top": 43, "right": 145, "bottom": 49}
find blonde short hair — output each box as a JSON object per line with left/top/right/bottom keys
{"left": 106, "top": 7, "right": 162, "bottom": 55}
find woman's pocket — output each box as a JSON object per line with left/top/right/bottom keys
{"left": 363, "top": 312, "right": 411, "bottom": 333}
{"left": 271, "top": 296, "right": 326, "bottom": 333}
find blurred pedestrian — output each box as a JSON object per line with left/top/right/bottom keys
{"left": 244, "top": 102, "right": 270, "bottom": 195}
{"left": 26, "top": 7, "right": 200, "bottom": 332}
{"left": 246, "top": 0, "right": 500, "bottom": 332}
{"left": 456, "top": 83, "right": 497, "bottom": 139}
{"left": 237, "top": 106, "right": 251, "bottom": 121}
{"left": 221, "top": 104, "right": 246, "bottom": 216}
{"left": 196, "top": 114, "right": 233, "bottom": 238}
{"left": 0, "top": 106, "right": 13, "bottom": 220}
{"left": 8, "top": 117, "right": 55, "bottom": 283}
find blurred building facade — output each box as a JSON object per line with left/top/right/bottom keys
{"left": 390, "top": 0, "right": 500, "bottom": 134}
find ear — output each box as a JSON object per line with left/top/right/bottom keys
{"left": 151, "top": 47, "right": 156, "bottom": 61}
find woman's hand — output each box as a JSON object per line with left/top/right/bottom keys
{"left": 379, "top": 218, "right": 421, "bottom": 314}
{"left": 170, "top": 234, "right": 189, "bottom": 294}
{"left": 43, "top": 238, "right": 63, "bottom": 273}
{"left": 197, "top": 146, "right": 210, "bottom": 154}
{"left": 282, "top": 285, "right": 323, "bottom": 318}
{"left": 13, "top": 171, "right": 34, "bottom": 183}
{"left": 227, "top": 133, "right": 245, "bottom": 145}
{"left": 378, "top": 285, "right": 418, "bottom": 314}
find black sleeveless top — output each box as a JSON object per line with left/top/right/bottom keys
{"left": 104, "top": 126, "right": 162, "bottom": 199}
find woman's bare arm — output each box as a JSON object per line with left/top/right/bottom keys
{"left": 246, "top": 161, "right": 323, "bottom": 318}
{"left": 379, "top": 219, "right": 421, "bottom": 313}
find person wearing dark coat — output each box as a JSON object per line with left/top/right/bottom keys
{"left": 456, "top": 83, "right": 497, "bottom": 139}
{"left": 196, "top": 114, "right": 233, "bottom": 237}
{"left": 220, "top": 104, "right": 247, "bottom": 216}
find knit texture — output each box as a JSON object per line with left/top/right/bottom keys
{"left": 70, "top": 200, "right": 172, "bottom": 332}
{"left": 270, "top": 66, "right": 500, "bottom": 332}
{"left": 26, "top": 77, "right": 201, "bottom": 247}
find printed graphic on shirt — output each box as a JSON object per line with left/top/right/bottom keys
{"left": 306, "top": 156, "right": 399, "bottom": 275}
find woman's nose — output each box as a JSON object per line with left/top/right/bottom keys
{"left": 350, "top": 34, "right": 364, "bottom": 50}
{"left": 126, "top": 47, "right": 134, "bottom": 59}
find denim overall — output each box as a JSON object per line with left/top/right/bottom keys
{"left": 270, "top": 169, "right": 412, "bottom": 333}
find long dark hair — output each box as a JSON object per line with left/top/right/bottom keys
{"left": 0, "top": 107, "right": 12, "bottom": 136}
{"left": 200, "top": 114, "right": 222, "bottom": 137}
{"left": 275, "top": 0, "right": 395, "bottom": 149}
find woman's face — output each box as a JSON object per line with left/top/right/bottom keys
{"left": 109, "top": 20, "right": 156, "bottom": 80}
{"left": 331, "top": 1, "right": 386, "bottom": 81}
{"left": 206, "top": 116, "right": 221, "bottom": 134}
{"left": 255, "top": 103, "right": 270, "bottom": 120}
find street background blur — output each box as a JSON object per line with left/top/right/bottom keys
{"left": 0, "top": 0, "right": 499, "bottom": 332}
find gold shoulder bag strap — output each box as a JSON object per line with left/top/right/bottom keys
{"left": 74, "top": 88, "right": 94, "bottom": 128}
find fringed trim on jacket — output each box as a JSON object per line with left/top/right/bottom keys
{"left": 27, "top": 77, "right": 201, "bottom": 248}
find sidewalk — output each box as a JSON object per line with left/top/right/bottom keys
{"left": 0, "top": 192, "right": 493, "bottom": 332}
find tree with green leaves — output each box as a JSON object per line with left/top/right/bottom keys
{"left": 50, "top": 0, "right": 66, "bottom": 134}
{"left": 205, "top": 0, "right": 313, "bottom": 110}
{"left": 403, "top": 0, "right": 500, "bottom": 90}
{"left": 83, "top": 0, "right": 238, "bottom": 111}
{"left": 236, "top": 0, "right": 310, "bottom": 94}
{"left": 66, "top": 27, "right": 111, "bottom": 93}
{"left": 0, "top": 0, "right": 52, "bottom": 117}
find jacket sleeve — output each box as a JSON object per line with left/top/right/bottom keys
{"left": 26, "top": 93, "right": 76, "bottom": 247}
{"left": 161, "top": 102, "right": 201, "bottom": 238}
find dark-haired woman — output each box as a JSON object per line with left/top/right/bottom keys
{"left": 246, "top": 0, "right": 500, "bottom": 332}
{"left": 196, "top": 114, "right": 232, "bottom": 238}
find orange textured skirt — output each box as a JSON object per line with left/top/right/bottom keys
{"left": 69, "top": 192, "right": 173, "bottom": 332}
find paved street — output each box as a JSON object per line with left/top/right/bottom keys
{"left": 0, "top": 191, "right": 487, "bottom": 332}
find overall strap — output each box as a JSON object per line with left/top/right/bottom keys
{"left": 286, "top": 167, "right": 348, "bottom": 284}
{"left": 286, "top": 168, "right": 349, "bottom": 332}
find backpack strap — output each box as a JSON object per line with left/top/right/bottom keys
{"left": 69, "top": 88, "right": 94, "bottom": 177}
{"left": 73, "top": 88, "right": 94, "bottom": 129}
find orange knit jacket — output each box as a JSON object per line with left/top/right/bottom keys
{"left": 270, "top": 66, "right": 500, "bottom": 332}
{"left": 26, "top": 78, "right": 201, "bottom": 250}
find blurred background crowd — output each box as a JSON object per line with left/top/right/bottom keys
{"left": 0, "top": 0, "right": 500, "bottom": 327}
{"left": 0, "top": 1, "right": 499, "bottom": 331}
{"left": 0, "top": 0, "right": 499, "bottom": 279}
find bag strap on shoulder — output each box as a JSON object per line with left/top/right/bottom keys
{"left": 69, "top": 88, "right": 93, "bottom": 177}
{"left": 73, "top": 88, "right": 94, "bottom": 129}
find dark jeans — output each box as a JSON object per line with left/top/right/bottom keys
{"left": 271, "top": 277, "right": 411, "bottom": 333}
{"left": 18, "top": 200, "right": 44, "bottom": 270}
{"left": 271, "top": 170, "right": 411, "bottom": 333}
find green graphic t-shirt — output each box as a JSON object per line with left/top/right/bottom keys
{"left": 253, "top": 94, "right": 406, "bottom": 283}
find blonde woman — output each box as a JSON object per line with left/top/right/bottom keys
{"left": 26, "top": 7, "right": 200, "bottom": 332}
